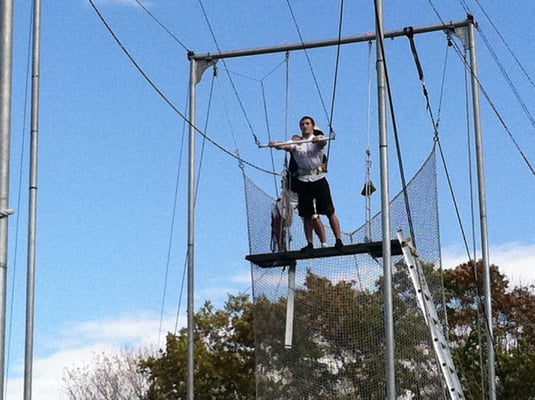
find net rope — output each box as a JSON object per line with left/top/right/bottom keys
{"left": 244, "top": 145, "right": 450, "bottom": 399}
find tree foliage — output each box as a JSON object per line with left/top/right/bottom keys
{"left": 135, "top": 260, "right": 534, "bottom": 399}
{"left": 444, "top": 260, "right": 535, "bottom": 399}
{"left": 140, "top": 293, "right": 255, "bottom": 399}
{"left": 253, "top": 272, "right": 391, "bottom": 399}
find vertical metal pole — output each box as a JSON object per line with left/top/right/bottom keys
{"left": 467, "top": 19, "right": 496, "bottom": 400}
{"left": 0, "top": 1, "right": 14, "bottom": 399}
{"left": 24, "top": 0, "right": 42, "bottom": 398}
{"left": 374, "top": 0, "right": 395, "bottom": 398}
{"left": 187, "top": 57, "right": 197, "bottom": 400}
{"left": 284, "top": 263, "right": 296, "bottom": 348}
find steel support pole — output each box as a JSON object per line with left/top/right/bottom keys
{"left": 374, "top": 0, "right": 396, "bottom": 398}
{"left": 467, "top": 19, "right": 496, "bottom": 400}
{"left": 186, "top": 54, "right": 216, "bottom": 400}
{"left": 24, "top": 0, "right": 42, "bottom": 398}
{"left": 187, "top": 58, "right": 197, "bottom": 400}
{"left": 0, "top": 1, "right": 14, "bottom": 398}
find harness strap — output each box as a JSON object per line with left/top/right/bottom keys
{"left": 298, "top": 165, "right": 327, "bottom": 176}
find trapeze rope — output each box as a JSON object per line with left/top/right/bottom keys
{"left": 362, "top": 40, "right": 375, "bottom": 243}
{"left": 324, "top": 0, "right": 346, "bottom": 160}
{"left": 429, "top": 0, "right": 534, "bottom": 176}
{"left": 89, "top": 0, "right": 277, "bottom": 175}
{"left": 169, "top": 72, "right": 217, "bottom": 343}
{"left": 133, "top": 0, "right": 190, "bottom": 52}
{"left": 404, "top": 33, "right": 471, "bottom": 392}
{"left": 285, "top": 0, "right": 331, "bottom": 131}
{"left": 472, "top": 0, "right": 535, "bottom": 91}
{"left": 285, "top": 51, "right": 290, "bottom": 141}
{"left": 260, "top": 79, "right": 278, "bottom": 194}
{"left": 408, "top": 31, "right": 500, "bottom": 387}
{"left": 160, "top": 92, "right": 188, "bottom": 344}
{"left": 284, "top": 0, "right": 345, "bottom": 144}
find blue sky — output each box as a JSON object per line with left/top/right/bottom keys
{"left": 4, "top": 0, "right": 535, "bottom": 397}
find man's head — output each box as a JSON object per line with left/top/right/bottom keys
{"left": 299, "top": 116, "right": 316, "bottom": 137}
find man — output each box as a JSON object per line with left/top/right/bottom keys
{"left": 270, "top": 116, "right": 343, "bottom": 251}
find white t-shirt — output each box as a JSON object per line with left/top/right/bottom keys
{"left": 289, "top": 141, "right": 326, "bottom": 183}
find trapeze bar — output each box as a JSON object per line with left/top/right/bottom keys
{"left": 246, "top": 239, "right": 402, "bottom": 269}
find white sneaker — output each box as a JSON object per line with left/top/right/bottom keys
{"left": 321, "top": 242, "right": 329, "bottom": 248}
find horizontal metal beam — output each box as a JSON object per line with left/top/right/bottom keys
{"left": 189, "top": 16, "right": 472, "bottom": 61}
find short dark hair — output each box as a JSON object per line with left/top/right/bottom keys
{"left": 299, "top": 115, "right": 315, "bottom": 127}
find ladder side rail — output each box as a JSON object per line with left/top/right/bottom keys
{"left": 400, "top": 241, "right": 462, "bottom": 396}
{"left": 397, "top": 230, "right": 465, "bottom": 399}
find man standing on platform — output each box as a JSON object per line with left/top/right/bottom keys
{"left": 270, "top": 115, "right": 343, "bottom": 252}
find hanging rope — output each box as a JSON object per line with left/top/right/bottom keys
{"left": 461, "top": 41, "right": 487, "bottom": 395}
{"left": 325, "top": 0, "right": 346, "bottom": 147}
{"left": 195, "top": 69, "right": 217, "bottom": 199}
{"left": 5, "top": 5, "right": 37, "bottom": 393}
{"left": 472, "top": 0, "right": 535, "bottom": 91}
{"left": 198, "top": 0, "right": 265, "bottom": 149}
{"left": 261, "top": 80, "right": 279, "bottom": 196}
{"left": 284, "top": 51, "right": 290, "bottom": 140}
{"left": 405, "top": 28, "right": 478, "bottom": 255}
{"left": 164, "top": 70, "right": 217, "bottom": 343}
{"left": 284, "top": 51, "right": 291, "bottom": 182}
{"left": 260, "top": 57, "right": 292, "bottom": 192}
{"left": 362, "top": 41, "right": 376, "bottom": 242}
{"left": 161, "top": 93, "right": 188, "bottom": 343}
{"left": 445, "top": 33, "right": 535, "bottom": 176}
{"left": 427, "top": 1, "right": 534, "bottom": 177}
{"left": 285, "top": 0, "right": 330, "bottom": 128}
{"left": 405, "top": 28, "right": 440, "bottom": 136}
{"left": 406, "top": 31, "right": 501, "bottom": 390}
{"left": 133, "top": 0, "right": 190, "bottom": 52}
{"left": 224, "top": 55, "right": 291, "bottom": 192}
{"left": 88, "top": 0, "right": 278, "bottom": 175}
{"left": 435, "top": 34, "right": 452, "bottom": 130}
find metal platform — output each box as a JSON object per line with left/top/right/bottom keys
{"left": 246, "top": 239, "right": 402, "bottom": 268}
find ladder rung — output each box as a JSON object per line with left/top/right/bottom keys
{"left": 397, "top": 230, "right": 464, "bottom": 400}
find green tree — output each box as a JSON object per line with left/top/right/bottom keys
{"left": 254, "top": 266, "right": 443, "bottom": 399}
{"left": 444, "top": 260, "right": 535, "bottom": 399}
{"left": 139, "top": 262, "right": 535, "bottom": 399}
{"left": 140, "top": 293, "right": 255, "bottom": 399}
{"left": 253, "top": 272, "right": 385, "bottom": 399}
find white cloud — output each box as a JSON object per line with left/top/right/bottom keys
{"left": 442, "top": 241, "right": 535, "bottom": 288}
{"left": 6, "top": 313, "right": 183, "bottom": 400}
{"left": 231, "top": 268, "right": 253, "bottom": 285}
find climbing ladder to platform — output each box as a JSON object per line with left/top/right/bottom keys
{"left": 397, "top": 229, "right": 465, "bottom": 400}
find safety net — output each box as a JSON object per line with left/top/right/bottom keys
{"left": 244, "top": 145, "right": 451, "bottom": 399}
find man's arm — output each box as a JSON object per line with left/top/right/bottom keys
{"left": 312, "top": 134, "right": 327, "bottom": 147}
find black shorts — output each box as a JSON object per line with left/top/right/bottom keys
{"left": 297, "top": 177, "right": 335, "bottom": 218}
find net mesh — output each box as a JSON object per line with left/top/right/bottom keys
{"left": 244, "top": 146, "right": 450, "bottom": 399}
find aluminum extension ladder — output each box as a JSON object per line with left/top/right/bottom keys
{"left": 397, "top": 229, "right": 465, "bottom": 400}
